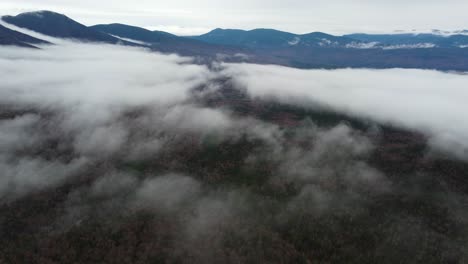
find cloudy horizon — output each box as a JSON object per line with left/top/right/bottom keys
{"left": 1, "top": 0, "right": 468, "bottom": 36}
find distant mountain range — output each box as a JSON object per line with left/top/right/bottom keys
{"left": 345, "top": 33, "right": 468, "bottom": 49}
{"left": 1, "top": 10, "right": 468, "bottom": 70}
{"left": 191, "top": 28, "right": 362, "bottom": 49}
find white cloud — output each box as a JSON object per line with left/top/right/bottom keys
{"left": 2, "top": 38, "right": 467, "bottom": 262}
{"left": 0, "top": 42, "right": 214, "bottom": 200}
{"left": 109, "top": 34, "right": 151, "bottom": 45}
{"left": 222, "top": 63, "right": 468, "bottom": 159}
{"left": 0, "top": 43, "right": 211, "bottom": 109}
{"left": 134, "top": 174, "right": 201, "bottom": 211}
{"left": 0, "top": 18, "right": 65, "bottom": 44}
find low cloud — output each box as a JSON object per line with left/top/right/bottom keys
{"left": 222, "top": 63, "right": 468, "bottom": 159}
{"left": 0, "top": 42, "right": 213, "bottom": 200}
{"left": 1, "top": 41, "right": 468, "bottom": 262}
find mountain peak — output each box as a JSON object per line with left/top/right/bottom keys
{"left": 207, "top": 28, "right": 245, "bottom": 34}
{"left": 2, "top": 10, "right": 124, "bottom": 44}
{"left": 10, "top": 10, "right": 69, "bottom": 20}
{"left": 3, "top": 10, "right": 77, "bottom": 27}
{"left": 193, "top": 27, "right": 357, "bottom": 48}
{"left": 248, "top": 28, "right": 289, "bottom": 33}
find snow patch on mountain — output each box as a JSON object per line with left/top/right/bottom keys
{"left": 383, "top": 43, "right": 437, "bottom": 50}
{"left": 109, "top": 34, "right": 150, "bottom": 46}
{"left": 346, "top": 41, "right": 380, "bottom": 49}
{"left": 345, "top": 41, "right": 441, "bottom": 50}
{"left": 389, "top": 29, "right": 468, "bottom": 37}
{"left": 319, "top": 38, "right": 339, "bottom": 47}
{"left": 288, "top": 37, "right": 300, "bottom": 46}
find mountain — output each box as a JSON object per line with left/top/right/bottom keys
{"left": 345, "top": 33, "right": 468, "bottom": 48}
{"left": 0, "top": 11, "right": 257, "bottom": 61}
{"left": 194, "top": 28, "right": 468, "bottom": 50}
{"left": 2, "top": 11, "right": 127, "bottom": 44}
{"left": 190, "top": 28, "right": 468, "bottom": 70}
{"left": 90, "top": 23, "right": 258, "bottom": 61}
{"left": 191, "top": 28, "right": 296, "bottom": 48}
{"left": 192, "top": 28, "right": 361, "bottom": 49}
{"left": 90, "top": 23, "right": 177, "bottom": 44}
{"left": 254, "top": 46, "right": 468, "bottom": 70}
{"left": 1, "top": 10, "right": 468, "bottom": 71}
{"left": 0, "top": 24, "right": 49, "bottom": 48}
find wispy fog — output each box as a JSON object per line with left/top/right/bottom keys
{"left": 0, "top": 42, "right": 212, "bottom": 199}
{"left": 223, "top": 63, "right": 468, "bottom": 159}
{"left": 0, "top": 18, "right": 66, "bottom": 44}
{"left": 1, "top": 42, "right": 468, "bottom": 263}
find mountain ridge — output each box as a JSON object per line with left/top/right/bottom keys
{"left": 1, "top": 10, "right": 467, "bottom": 71}
{"left": 190, "top": 27, "right": 362, "bottom": 49}
{"left": 2, "top": 11, "right": 131, "bottom": 45}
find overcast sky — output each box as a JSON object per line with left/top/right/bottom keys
{"left": 1, "top": 0, "right": 467, "bottom": 35}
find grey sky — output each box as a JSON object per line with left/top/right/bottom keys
{"left": 1, "top": 0, "right": 467, "bottom": 35}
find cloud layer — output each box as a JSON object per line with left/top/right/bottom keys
{"left": 223, "top": 63, "right": 468, "bottom": 159}
{"left": 1, "top": 42, "right": 468, "bottom": 263}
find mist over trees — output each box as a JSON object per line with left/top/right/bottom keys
{"left": 1, "top": 42, "right": 468, "bottom": 263}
